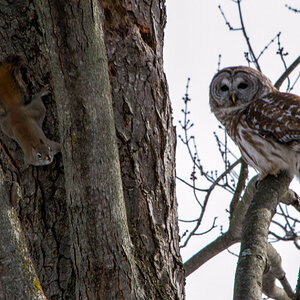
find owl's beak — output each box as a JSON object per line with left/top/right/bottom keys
{"left": 231, "top": 93, "right": 236, "bottom": 104}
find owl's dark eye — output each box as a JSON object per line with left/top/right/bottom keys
{"left": 220, "top": 85, "right": 229, "bottom": 92}
{"left": 237, "top": 82, "right": 248, "bottom": 89}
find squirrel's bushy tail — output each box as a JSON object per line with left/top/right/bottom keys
{"left": 0, "top": 54, "right": 26, "bottom": 110}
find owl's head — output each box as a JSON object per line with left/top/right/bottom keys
{"left": 209, "top": 66, "right": 275, "bottom": 114}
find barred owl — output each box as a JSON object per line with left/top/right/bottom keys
{"left": 209, "top": 66, "right": 300, "bottom": 178}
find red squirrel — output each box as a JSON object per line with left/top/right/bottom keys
{"left": 0, "top": 55, "right": 60, "bottom": 166}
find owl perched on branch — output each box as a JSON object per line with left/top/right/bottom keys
{"left": 209, "top": 66, "right": 300, "bottom": 179}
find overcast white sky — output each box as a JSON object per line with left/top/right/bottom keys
{"left": 164, "top": 0, "right": 300, "bottom": 299}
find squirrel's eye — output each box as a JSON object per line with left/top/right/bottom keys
{"left": 220, "top": 85, "right": 229, "bottom": 92}
{"left": 237, "top": 82, "right": 248, "bottom": 89}
{"left": 37, "top": 153, "right": 42, "bottom": 159}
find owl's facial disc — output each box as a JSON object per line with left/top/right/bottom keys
{"left": 216, "top": 74, "right": 255, "bottom": 107}
{"left": 232, "top": 73, "right": 258, "bottom": 105}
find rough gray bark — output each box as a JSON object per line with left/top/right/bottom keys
{"left": 102, "top": 0, "right": 185, "bottom": 298}
{"left": 35, "top": 1, "right": 142, "bottom": 298}
{"left": 234, "top": 172, "right": 292, "bottom": 300}
{"left": 0, "top": 2, "right": 70, "bottom": 298}
{"left": 262, "top": 243, "right": 294, "bottom": 300}
{"left": 0, "top": 177, "right": 46, "bottom": 300}
{"left": 0, "top": 0, "right": 184, "bottom": 299}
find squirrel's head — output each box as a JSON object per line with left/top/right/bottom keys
{"left": 27, "top": 140, "right": 54, "bottom": 166}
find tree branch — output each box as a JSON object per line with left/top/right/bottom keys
{"left": 184, "top": 176, "right": 257, "bottom": 276}
{"left": 180, "top": 158, "right": 242, "bottom": 247}
{"left": 274, "top": 55, "right": 300, "bottom": 89}
{"left": 262, "top": 243, "right": 295, "bottom": 299}
{"left": 279, "top": 189, "right": 300, "bottom": 212}
{"left": 263, "top": 271, "right": 292, "bottom": 300}
{"left": 233, "top": 172, "right": 292, "bottom": 300}
{"left": 230, "top": 159, "right": 248, "bottom": 217}
{"left": 236, "top": 0, "right": 261, "bottom": 71}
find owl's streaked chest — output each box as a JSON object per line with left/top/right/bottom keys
{"left": 215, "top": 108, "right": 244, "bottom": 142}
{"left": 236, "top": 120, "right": 300, "bottom": 178}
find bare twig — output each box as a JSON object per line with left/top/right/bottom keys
{"left": 218, "top": 5, "right": 242, "bottom": 31}
{"left": 276, "top": 211, "right": 300, "bottom": 223}
{"left": 230, "top": 159, "right": 248, "bottom": 217}
{"left": 269, "top": 231, "right": 296, "bottom": 243}
{"left": 289, "top": 71, "right": 300, "bottom": 92}
{"left": 218, "top": 1, "right": 261, "bottom": 71}
{"left": 176, "top": 176, "right": 208, "bottom": 192}
{"left": 179, "top": 218, "right": 202, "bottom": 223}
{"left": 285, "top": 4, "right": 300, "bottom": 13}
{"left": 234, "top": 172, "right": 292, "bottom": 300}
{"left": 278, "top": 204, "right": 297, "bottom": 235}
{"left": 184, "top": 176, "right": 257, "bottom": 276}
{"left": 257, "top": 32, "right": 281, "bottom": 60}
{"left": 217, "top": 54, "right": 222, "bottom": 71}
{"left": 180, "top": 158, "right": 242, "bottom": 248}
{"left": 276, "top": 33, "right": 291, "bottom": 90}
{"left": 193, "top": 217, "right": 218, "bottom": 236}
{"left": 236, "top": 0, "right": 261, "bottom": 71}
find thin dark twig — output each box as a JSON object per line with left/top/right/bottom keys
{"left": 214, "top": 130, "right": 239, "bottom": 161}
{"left": 271, "top": 219, "right": 289, "bottom": 233}
{"left": 276, "top": 33, "right": 291, "bottom": 90}
{"left": 179, "top": 218, "right": 201, "bottom": 223}
{"left": 191, "top": 164, "right": 203, "bottom": 208}
{"left": 180, "top": 158, "right": 242, "bottom": 248}
{"left": 278, "top": 204, "right": 296, "bottom": 235}
{"left": 257, "top": 32, "right": 281, "bottom": 60}
{"left": 276, "top": 211, "right": 300, "bottom": 224}
{"left": 230, "top": 159, "right": 248, "bottom": 217}
{"left": 227, "top": 247, "right": 239, "bottom": 257}
{"left": 218, "top": 5, "right": 242, "bottom": 31}
{"left": 285, "top": 4, "right": 300, "bottom": 13}
{"left": 179, "top": 79, "right": 236, "bottom": 193}
{"left": 194, "top": 217, "right": 218, "bottom": 236}
{"left": 176, "top": 176, "right": 208, "bottom": 192}
{"left": 269, "top": 231, "right": 295, "bottom": 242}
{"left": 236, "top": 0, "right": 261, "bottom": 71}
{"left": 213, "top": 129, "right": 239, "bottom": 188}
{"left": 217, "top": 54, "right": 222, "bottom": 71}
{"left": 289, "top": 72, "right": 300, "bottom": 92}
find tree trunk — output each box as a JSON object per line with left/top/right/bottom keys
{"left": 0, "top": 2, "right": 71, "bottom": 298}
{"left": 35, "top": 1, "right": 144, "bottom": 298}
{"left": 0, "top": 0, "right": 184, "bottom": 299}
{"left": 102, "top": 1, "right": 184, "bottom": 298}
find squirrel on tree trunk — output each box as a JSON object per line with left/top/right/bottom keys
{"left": 0, "top": 55, "right": 60, "bottom": 166}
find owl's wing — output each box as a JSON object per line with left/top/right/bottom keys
{"left": 245, "top": 92, "right": 300, "bottom": 151}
